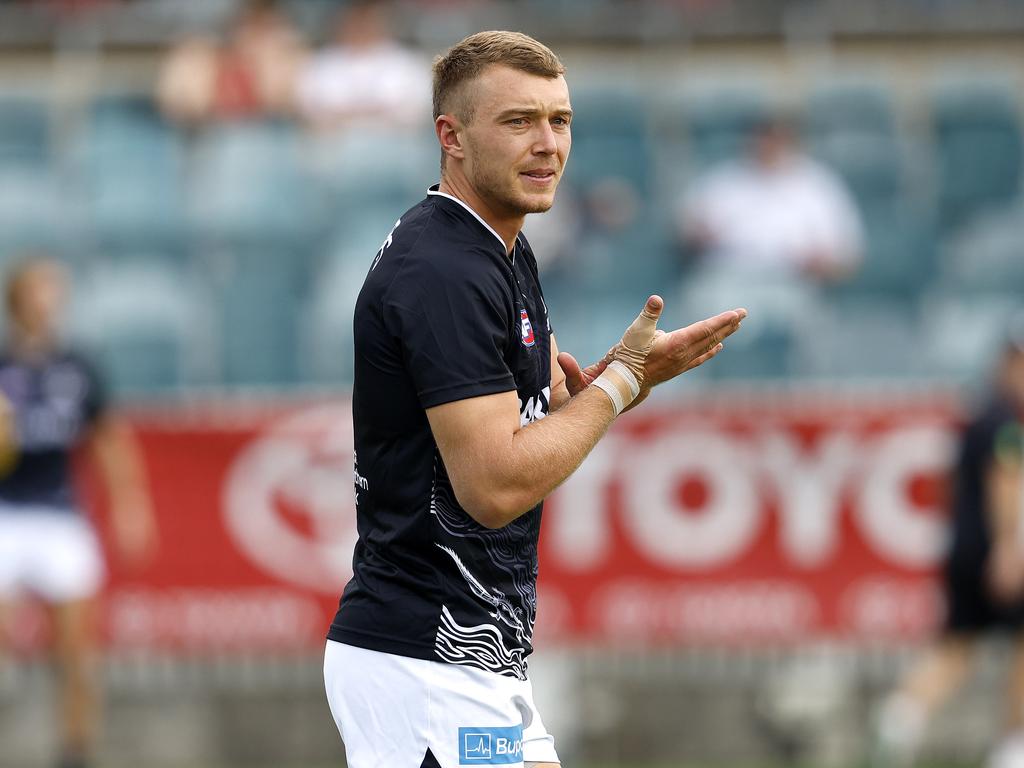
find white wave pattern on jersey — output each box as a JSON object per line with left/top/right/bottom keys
{"left": 429, "top": 451, "right": 539, "bottom": 634}
{"left": 435, "top": 605, "right": 528, "bottom": 680}
{"left": 435, "top": 544, "right": 529, "bottom": 644}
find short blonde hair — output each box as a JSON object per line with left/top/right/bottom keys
{"left": 432, "top": 30, "right": 565, "bottom": 122}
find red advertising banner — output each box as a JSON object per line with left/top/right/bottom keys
{"left": 74, "top": 392, "right": 960, "bottom": 652}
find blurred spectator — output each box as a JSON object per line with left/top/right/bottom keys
{"left": 295, "top": 0, "right": 430, "bottom": 132}
{"left": 521, "top": 183, "right": 582, "bottom": 276}
{"left": 156, "top": 0, "right": 305, "bottom": 125}
{"left": 871, "top": 318, "right": 1024, "bottom": 768}
{"left": 0, "top": 257, "right": 157, "bottom": 768}
{"left": 677, "top": 114, "right": 864, "bottom": 283}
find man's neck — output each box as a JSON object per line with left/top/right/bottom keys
{"left": 438, "top": 174, "right": 521, "bottom": 255}
{"left": 9, "top": 331, "right": 55, "bottom": 361}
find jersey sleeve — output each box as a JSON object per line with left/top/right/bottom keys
{"left": 76, "top": 351, "right": 110, "bottom": 427}
{"left": 384, "top": 260, "right": 516, "bottom": 409}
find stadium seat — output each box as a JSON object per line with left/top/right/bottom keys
{"left": 681, "top": 89, "right": 767, "bottom": 170}
{"left": 70, "top": 261, "right": 209, "bottom": 395}
{"left": 0, "top": 94, "right": 50, "bottom": 169}
{"left": 75, "top": 93, "right": 187, "bottom": 255}
{"left": 188, "top": 121, "right": 326, "bottom": 248}
{"left": 796, "top": 296, "right": 925, "bottom": 380}
{"left": 827, "top": 202, "right": 937, "bottom": 300}
{"left": 574, "top": 216, "right": 676, "bottom": 302}
{"left": 919, "top": 289, "right": 1024, "bottom": 383}
{"left": 0, "top": 93, "right": 64, "bottom": 258}
{"left": 809, "top": 132, "right": 904, "bottom": 208}
{"left": 0, "top": 170, "right": 67, "bottom": 259}
{"left": 301, "top": 220, "right": 398, "bottom": 385}
{"left": 307, "top": 129, "right": 437, "bottom": 212}
{"left": 564, "top": 134, "right": 653, "bottom": 197}
{"left": 930, "top": 82, "right": 1023, "bottom": 231}
{"left": 200, "top": 242, "right": 314, "bottom": 387}
{"left": 569, "top": 87, "right": 648, "bottom": 140}
{"left": 939, "top": 202, "right": 1024, "bottom": 293}
{"left": 803, "top": 83, "right": 896, "bottom": 142}
{"left": 564, "top": 87, "right": 653, "bottom": 193}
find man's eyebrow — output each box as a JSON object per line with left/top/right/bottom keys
{"left": 495, "top": 106, "right": 574, "bottom": 119}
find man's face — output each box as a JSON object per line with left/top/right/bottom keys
{"left": 11, "top": 264, "right": 66, "bottom": 340}
{"left": 457, "top": 65, "right": 572, "bottom": 218}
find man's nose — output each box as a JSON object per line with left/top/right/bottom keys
{"left": 533, "top": 122, "right": 558, "bottom": 154}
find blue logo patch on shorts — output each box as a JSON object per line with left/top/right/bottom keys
{"left": 458, "top": 725, "right": 524, "bottom": 765}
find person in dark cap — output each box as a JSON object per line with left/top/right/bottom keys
{"left": 872, "top": 315, "right": 1024, "bottom": 768}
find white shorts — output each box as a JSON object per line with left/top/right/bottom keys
{"left": 0, "top": 507, "right": 105, "bottom": 603}
{"left": 324, "top": 640, "right": 559, "bottom": 767}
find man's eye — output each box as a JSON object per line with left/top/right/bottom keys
{"left": 509, "top": 118, "right": 527, "bottom": 126}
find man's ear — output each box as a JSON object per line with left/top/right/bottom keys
{"left": 436, "top": 114, "right": 466, "bottom": 161}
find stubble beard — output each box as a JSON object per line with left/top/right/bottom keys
{"left": 475, "top": 165, "right": 557, "bottom": 218}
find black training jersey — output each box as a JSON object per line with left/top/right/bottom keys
{"left": 328, "top": 187, "right": 552, "bottom": 680}
{"left": 0, "top": 348, "right": 107, "bottom": 512}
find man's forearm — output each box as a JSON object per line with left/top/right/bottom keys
{"left": 548, "top": 382, "right": 572, "bottom": 412}
{"left": 90, "top": 418, "right": 150, "bottom": 510}
{"left": 988, "top": 463, "right": 1023, "bottom": 545}
{"left": 457, "top": 386, "right": 616, "bottom": 528}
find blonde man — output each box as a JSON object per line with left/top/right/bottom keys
{"left": 323, "top": 31, "right": 745, "bottom": 767}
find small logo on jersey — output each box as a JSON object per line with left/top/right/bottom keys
{"left": 459, "top": 726, "right": 523, "bottom": 764}
{"left": 520, "top": 308, "right": 535, "bottom": 347}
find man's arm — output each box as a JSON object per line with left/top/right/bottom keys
{"left": 986, "top": 428, "right": 1024, "bottom": 603}
{"left": 428, "top": 298, "right": 744, "bottom": 529}
{"left": 87, "top": 415, "right": 158, "bottom": 565}
{"left": 427, "top": 383, "right": 616, "bottom": 528}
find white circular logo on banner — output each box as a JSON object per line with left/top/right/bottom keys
{"left": 223, "top": 403, "right": 358, "bottom": 594}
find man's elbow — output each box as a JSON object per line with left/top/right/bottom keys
{"left": 456, "top": 486, "right": 531, "bottom": 530}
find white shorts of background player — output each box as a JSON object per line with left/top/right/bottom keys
{"left": 0, "top": 506, "right": 105, "bottom": 603}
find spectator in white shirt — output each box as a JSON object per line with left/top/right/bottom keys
{"left": 679, "top": 115, "right": 864, "bottom": 284}
{"left": 295, "top": 0, "right": 430, "bottom": 133}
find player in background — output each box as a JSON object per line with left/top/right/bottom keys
{"left": 323, "top": 30, "right": 746, "bottom": 767}
{"left": 0, "top": 257, "right": 158, "bottom": 768}
{"left": 872, "top": 320, "right": 1024, "bottom": 768}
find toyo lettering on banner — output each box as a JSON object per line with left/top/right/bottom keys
{"left": 80, "top": 392, "right": 957, "bottom": 652}
{"left": 537, "top": 394, "right": 956, "bottom": 645}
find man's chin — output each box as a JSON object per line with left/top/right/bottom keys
{"left": 515, "top": 191, "right": 556, "bottom": 215}
{"left": 524, "top": 200, "right": 554, "bottom": 214}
